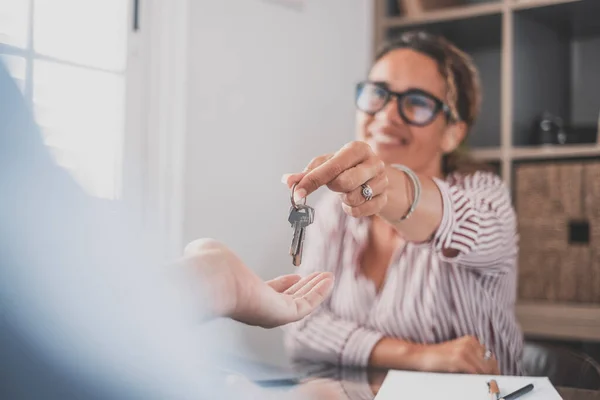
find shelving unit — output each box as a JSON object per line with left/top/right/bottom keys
{"left": 374, "top": 0, "right": 600, "bottom": 341}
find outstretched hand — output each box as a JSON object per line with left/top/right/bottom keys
{"left": 185, "top": 239, "right": 334, "bottom": 328}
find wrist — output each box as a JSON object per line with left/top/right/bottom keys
{"left": 369, "top": 337, "right": 423, "bottom": 370}
{"left": 185, "top": 251, "right": 238, "bottom": 319}
{"left": 379, "top": 166, "right": 413, "bottom": 222}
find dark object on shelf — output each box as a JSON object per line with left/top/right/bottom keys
{"left": 531, "top": 112, "right": 598, "bottom": 146}
{"left": 531, "top": 112, "right": 567, "bottom": 145}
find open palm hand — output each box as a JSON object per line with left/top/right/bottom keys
{"left": 185, "top": 239, "right": 334, "bottom": 328}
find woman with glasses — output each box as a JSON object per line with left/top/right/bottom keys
{"left": 282, "top": 31, "right": 523, "bottom": 376}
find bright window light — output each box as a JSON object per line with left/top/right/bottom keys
{"left": 0, "top": 0, "right": 29, "bottom": 49}
{"left": 34, "top": 0, "right": 128, "bottom": 71}
{"left": 0, "top": 0, "right": 129, "bottom": 199}
{"left": 33, "top": 60, "right": 125, "bottom": 199}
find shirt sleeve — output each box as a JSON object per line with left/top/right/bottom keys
{"left": 282, "top": 193, "right": 383, "bottom": 367}
{"left": 428, "top": 171, "right": 518, "bottom": 273}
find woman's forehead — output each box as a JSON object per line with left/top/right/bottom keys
{"left": 368, "top": 48, "right": 446, "bottom": 98}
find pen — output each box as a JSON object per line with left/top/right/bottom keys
{"left": 500, "top": 383, "right": 534, "bottom": 400}
{"left": 487, "top": 379, "right": 500, "bottom": 400}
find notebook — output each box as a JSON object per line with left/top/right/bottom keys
{"left": 375, "top": 370, "right": 563, "bottom": 400}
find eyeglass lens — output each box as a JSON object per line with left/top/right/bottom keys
{"left": 356, "top": 82, "right": 438, "bottom": 125}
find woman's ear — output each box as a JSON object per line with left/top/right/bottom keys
{"left": 441, "top": 121, "right": 467, "bottom": 154}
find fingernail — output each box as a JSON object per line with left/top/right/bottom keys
{"left": 281, "top": 173, "right": 292, "bottom": 184}
{"left": 294, "top": 188, "right": 307, "bottom": 202}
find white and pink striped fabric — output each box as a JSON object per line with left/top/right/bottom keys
{"left": 283, "top": 171, "right": 524, "bottom": 376}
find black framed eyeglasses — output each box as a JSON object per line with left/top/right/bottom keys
{"left": 355, "top": 81, "right": 454, "bottom": 127}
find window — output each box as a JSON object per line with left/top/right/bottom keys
{"left": 0, "top": 0, "right": 132, "bottom": 199}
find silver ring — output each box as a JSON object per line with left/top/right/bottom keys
{"left": 361, "top": 183, "right": 374, "bottom": 201}
{"left": 290, "top": 182, "right": 306, "bottom": 209}
{"left": 484, "top": 349, "right": 492, "bottom": 361}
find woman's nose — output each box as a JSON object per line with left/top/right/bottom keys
{"left": 376, "top": 96, "right": 404, "bottom": 125}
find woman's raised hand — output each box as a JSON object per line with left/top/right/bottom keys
{"left": 283, "top": 141, "right": 390, "bottom": 218}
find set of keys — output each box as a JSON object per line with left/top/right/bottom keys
{"left": 288, "top": 182, "right": 315, "bottom": 266}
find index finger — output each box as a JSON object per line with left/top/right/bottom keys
{"left": 295, "top": 142, "right": 372, "bottom": 200}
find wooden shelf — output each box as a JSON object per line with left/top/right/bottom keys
{"left": 511, "top": 145, "right": 600, "bottom": 160}
{"left": 383, "top": 2, "right": 503, "bottom": 28}
{"left": 516, "top": 301, "right": 600, "bottom": 341}
{"left": 511, "top": 0, "right": 581, "bottom": 12}
{"left": 470, "top": 147, "right": 502, "bottom": 161}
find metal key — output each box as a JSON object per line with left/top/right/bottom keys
{"left": 288, "top": 204, "right": 315, "bottom": 266}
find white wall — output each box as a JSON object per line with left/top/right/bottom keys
{"left": 183, "top": 0, "right": 372, "bottom": 365}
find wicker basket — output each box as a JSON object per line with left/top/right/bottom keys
{"left": 515, "top": 159, "right": 600, "bottom": 304}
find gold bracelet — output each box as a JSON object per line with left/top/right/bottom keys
{"left": 390, "top": 164, "right": 421, "bottom": 221}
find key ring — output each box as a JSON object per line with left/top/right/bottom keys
{"left": 290, "top": 182, "right": 306, "bottom": 210}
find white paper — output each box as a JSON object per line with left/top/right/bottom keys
{"left": 375, "top": 370, "right": 563, "bottom": 400}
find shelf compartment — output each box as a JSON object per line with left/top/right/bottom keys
{"left": 384, "top": 1, "right": 503, "bottom": 26}
{"left": 513, "top": 0, "right": 600, "bottom": 37}
{"left": 512, "top": 0, "right": 600, "bottom": 147}
{"left": 385, "top": 10, "right": 502, "bottom": 50}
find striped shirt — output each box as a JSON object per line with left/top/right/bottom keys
{"left": 283, "top": 171, "right": 524, "bottom": 376}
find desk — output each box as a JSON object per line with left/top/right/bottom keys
{"left": 267, "top": 365, "right": 600, "bottom": 400}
